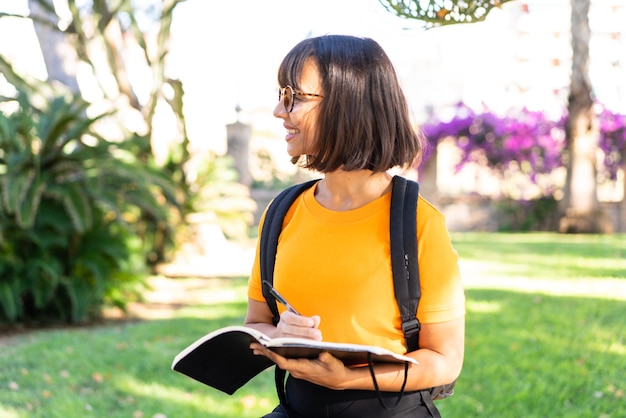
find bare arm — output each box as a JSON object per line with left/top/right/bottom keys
{"left": 337, "top": 317, "right": 465, "bottom": 391}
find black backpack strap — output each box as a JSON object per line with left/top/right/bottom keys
{"left": 391, "top": 176, "right": 442, "bottom": 417}
{"left": 259, "top": 180, "right": 319, "bottom": 413}
{"left": 368, "top": 176, "right": 427, "bottom": 412}
{"left": 390, "top": 175, "right": 421, "bottom": 352}
{"left": 260, "top": 179, "right": 320, "bottom": 325}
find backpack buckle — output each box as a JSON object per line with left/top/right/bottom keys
{"left": 401, "top": 318, "right": 420, "bottom": 336}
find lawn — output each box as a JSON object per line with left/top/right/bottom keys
{"left": 1, "top": 233, "right": 625, "bottom": 417}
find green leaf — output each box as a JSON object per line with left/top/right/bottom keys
{"left": 78, "top": 259, "right": 106, "bottom": 296}
{"left": 0, "top": 279, "right": 19, "bottom": 320}
{"left": 0, "top": 112, "right": 21, "bottom": 151}
{"left": 2, "top": 169, "right": 33, "bottom": 215}
{"left": 38, "top": 97, "right": 80, "bottom": 144}
{"left": 379, "top": 0, "right": 518, "bottom": 27}
{"left": 16, "top": 173, "right": 46, "bottom": 228}
{"left": 59, "top": 277, "right": 93, "bottom": 323}
{"left": 47, "top": 181, "right": 93, "bottom": 233}
{"left": 0, "top": 55, "right": 58, "bottom": 101}
{"left": 26, "top": 259, "right": 61, "bottom": 308}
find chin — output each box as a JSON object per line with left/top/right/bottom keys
{"left": 286, "top": 147, "right": 301, "bottom": 159}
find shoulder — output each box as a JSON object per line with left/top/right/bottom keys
{"left": 415, "top": 194, "right": 455, "bottom": 248}
{"left": 417, "top": 195, "right": 446, "bottom": 223}
{"left": 259, "top": 180, "right": 320, "bottom": 231}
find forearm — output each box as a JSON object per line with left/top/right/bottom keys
{"left": 338, "top": 348, "right": 461, "bottom": 392}
{"left": 337, "top": 319, "right": 465, "bottom": 392}
{"left": 244, "top": 321, "right": 281, "bottom": 338}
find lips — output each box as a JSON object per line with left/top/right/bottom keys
{"left": 284, "top": 125, "right": 300, "bottom": 141}
{"left": 284, "top": 123, "right": 299, "bottom": 134}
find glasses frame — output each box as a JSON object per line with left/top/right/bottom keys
{"left": 278, "top": 85, "right": 324, "bottom": 113}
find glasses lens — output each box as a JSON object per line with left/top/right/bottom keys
{"left": 283, "top": 86, "right": 294, "bottom": 112}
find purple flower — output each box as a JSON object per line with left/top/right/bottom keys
{"left": 421, "top": 102, "right": 625, "bottom": 196}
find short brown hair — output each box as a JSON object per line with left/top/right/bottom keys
{"left": 278, "top": 35, "right": 424, "bottom": 173}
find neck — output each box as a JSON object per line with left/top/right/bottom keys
{"left": 315, "top": 170, "right": 393, "bottom": 211}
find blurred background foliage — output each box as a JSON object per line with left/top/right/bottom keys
{"left": 382, "top": 0, "right": 625, "bottom": 235}
{"left": 0, "top": 0, "right": 255, "bottom": 325}
{"left": 379, "top": 0, "right": 518, "bottom": 27}
{"left": 1, "top": 0, "right": 625, "bottom": 325}
{"left": 422, "top": 102, "right": 626, "bottom": 200}
{"left": 0, "top": 90, "right": 179, "bottom": 323}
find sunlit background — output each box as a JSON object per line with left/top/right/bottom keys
{"left": 3, "top": 0, "right": 625, "bottom": 152}
{"left": 1, "top": 3, "right": 625, "bottom": 417}
{"left": 1, "top": 0, "right": 625, "bottom": 223}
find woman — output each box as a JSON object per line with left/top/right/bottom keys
{"left": 244, "top": 35, "right": 465, "bottom": 418}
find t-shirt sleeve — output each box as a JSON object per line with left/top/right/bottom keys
{"left": 416, "top": 197, "right": 466, "bottom": 324}
{"left": 247, "top": 209, "right": 266, "bottom": 303}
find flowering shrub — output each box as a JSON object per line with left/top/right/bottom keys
{"left": 598, "top": 106, "right": 626, "bottom": 182}
{"left": 422, "top": 102, "right": 626, "bottom": 198}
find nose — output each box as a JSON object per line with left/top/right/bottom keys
{"left": 273, "top": 100, "right": 287, "bottom": 119}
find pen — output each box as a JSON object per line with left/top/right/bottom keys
{"left": 262, "top": 280, "right": 301, "bottom": 315}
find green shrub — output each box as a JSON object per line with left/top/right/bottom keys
{"left": 494, "top": 196, "right": 559, "bottom": 232}
{"left": 0, "top": 91, "right": 180, "bottom": 324}
{"left": 185, "top": 153, "right": 257, "bottom": 241}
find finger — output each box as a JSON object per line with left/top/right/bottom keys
{"left": 249, "top": 342, "right": 267, "bottom": 356}
{"left": 311, "top": 315, "right": 321, "bottom": 329}
{"left": 277, "top": 314, "right": 323, "bottom": 340}
{"left": 250, "top": 345, "right": 295, "bottom": 370}
{"left": 317, "top": 351, "right": 342, "bottom": 367}
{"left": 280, "top": 311, "right": 316, "bottom": 327}
{"left": 250, "top": 344, "right": 282, "bottom": 362}
{"left": 277, "top": 322, "right": 322, "bottom": 340}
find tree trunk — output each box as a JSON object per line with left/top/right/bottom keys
{"left": 28, "top": 0, "right": 80, "bottom": 93}
{"left": 558, "top": 0, "right": 613, "bottom": 233}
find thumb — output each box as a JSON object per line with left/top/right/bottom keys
{"left": 311, "top": 315, "right": 321, "bottom": 329}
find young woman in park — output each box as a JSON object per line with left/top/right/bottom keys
{"left": 244, "top": 34, "right": 465, "bottom": 418}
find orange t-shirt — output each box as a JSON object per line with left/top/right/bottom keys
{"left": 248, "top": 183, "right": 465, "bottom": 355}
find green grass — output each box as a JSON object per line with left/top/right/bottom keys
{"left": 1, "top": 233, "right": 625, "bottom": 417}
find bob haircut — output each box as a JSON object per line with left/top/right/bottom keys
{"left": 277, "top": 34, "right": 425, "bottom": 173}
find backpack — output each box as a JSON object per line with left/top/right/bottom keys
{"left": 259, "top": 175, "right": 456, "bottom": 412}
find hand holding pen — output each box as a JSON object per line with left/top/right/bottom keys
{"left": 262, "top": 280, "right": 322, "bottom": 340}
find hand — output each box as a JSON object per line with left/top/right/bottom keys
{"left": 250, "top": 344, "right": 349, "bottom": 390}
{"left": 276, "top": 310, "right": 322, "bottom": 340}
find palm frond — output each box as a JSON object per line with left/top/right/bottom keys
{"left": 38, "top": 96, "right": 90, "bottom": 158}
{"left": 26, "top": 259, "right": 62, "bottom": 308}
{"left": 91, "top": 158, "right": 181, "bottom": 218}
{"left": 0, "top": 275, "right": 20, "bottom": 320}
{"left": 16, "top": 172, "right": 46, "bottom": 228}
{"left": 1, "top": 168, "right": 32, "bottom": 216}
{"left": 46, "top": 181, "right": 93, "bottom": 233}
{"left": 0, "top": 54, "right": 61, "bottom": 102}
{"left": 0, "top": 112, "right": 23, "bottom": 152}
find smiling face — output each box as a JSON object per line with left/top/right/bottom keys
{"left": 273, "top": 58, "right": 323, "bottom": 160}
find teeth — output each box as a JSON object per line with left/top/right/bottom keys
{"left": 287, "top": 129, "right": 298, "bottom": 134}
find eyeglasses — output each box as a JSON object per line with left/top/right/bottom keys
{"left": 278, "top": 85, "right": 324, "bottom": 113}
